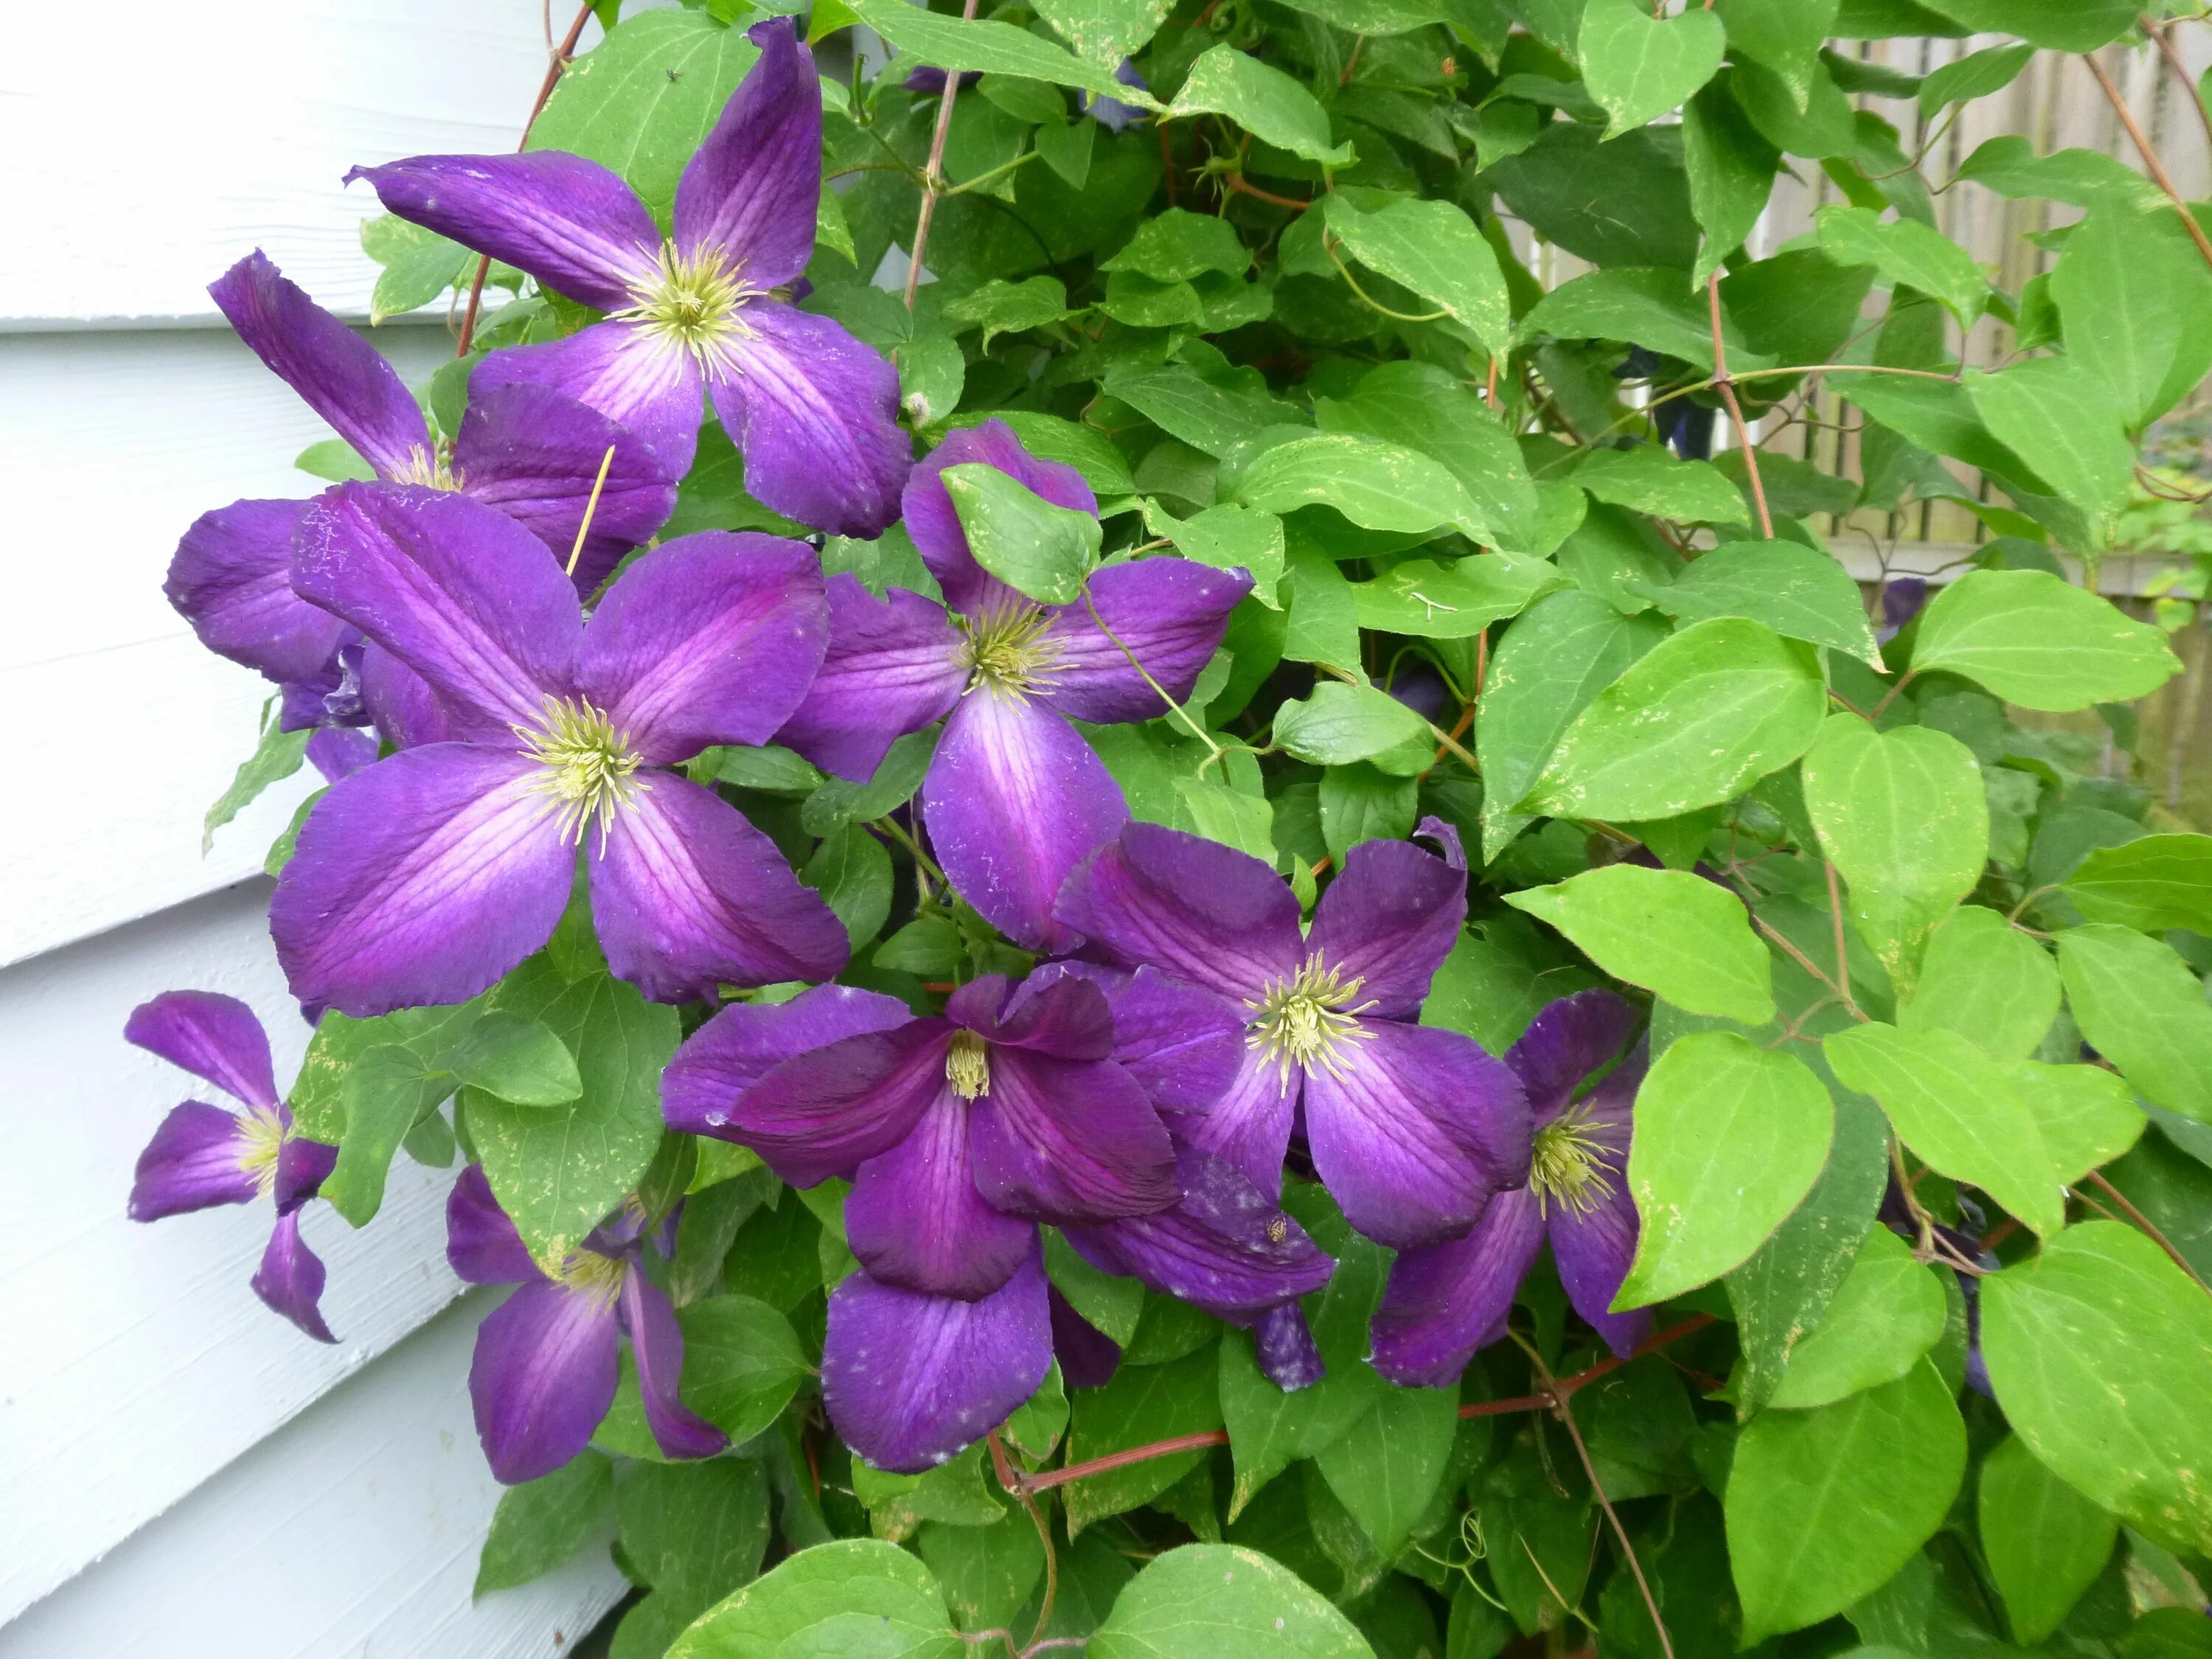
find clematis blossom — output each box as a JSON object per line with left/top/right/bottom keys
{"left": 447, "top": 1165, "right": 726, "bottom": 1484}
{"left": 348, "top": 20, "right": 910, "bottom": 535}
{"left": 774, "top": 420, "right": 1249, "bottom": 950}
{"left": 1370, "top": 991, "right": 1649, "bottom": 1387}
{"left": 271, "top": 484, "right": 847, "bottom": 1018}
{"left": 1056, "top": 818, "right": 1531, "bottom": 1252}
{"left": 125, "top": 991, "right": 340, "bottom": 1343}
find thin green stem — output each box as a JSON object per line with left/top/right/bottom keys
{"left": 1082, "top": 583, "right": 1225, "bottom": 759}
{"left": 945, "top": 147, "right": 1043, "bottom": 196}
{"left": 1323, "top": 240, "right": 1450, "bottom": 324}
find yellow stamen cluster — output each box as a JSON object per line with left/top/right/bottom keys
{"left": 552, "top": 1249, "right": 628, "bottom": 1310}
{"left": 945, "top": 1030, "right": 992, "bottom": 1100}
{"left": 391, "top": 445, "right": 462, "bottom": 491}
{"left": 235, "top": 1105, "right": 287, "bottom": 1199}
{"left": 1247, "top": 959, "right": 1375, "bottom": 1080}
{"left": 515, "top": 695, "right": 648, "bottom": 849}
{"left": 957, "top": 599, "right": 1065, "bottom": 701}
{"left": 1527, "top": 1107, "right": 1618, "bottom": 1220}
{"left": 616, "top": 242, "right": 762, "bottom": 364}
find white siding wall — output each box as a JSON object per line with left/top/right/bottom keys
{"left": 0, "top": 2, "right": 631, "bottom": 1650}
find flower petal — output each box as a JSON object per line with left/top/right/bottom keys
{"left": 904, "top": 420, "right": 1097, "bottom": 613}
{"left": 1040, "top": 559, "right": 1251, "bottom": 723}
{"left": 1301, "top": 1019, "right": 1531, "bottom": 1251}
{"left": 1182, "top": 1043, "right": 1300, "bottom": 1196}
{"left": 663, "top": 984, "right": 916, "bottom": 1139}
{"left": 591, "top": 773, "right": 849, "bottom": 1003}
{"left": 960, "top": 972, "right": 1116, "bottom": 1062}
{"left": 307, "top": 726, "right": 379, "bottom": 785}
{"left": 292, "top": 484, "right": 580, "bottom": 742}
{"left": 1054, "top": 821, "right": 1301, "bottom": 1006}
{"left": 124, "top": 990, "right": 279, "bottom": 1108}
{"left": 720, "top": 1020, "right": 951, "bottom": 1188}
{"left": 821, "top": 1249, "right": 1053, "bottom": 1473}
{"left": 1256, "top": 1303, "right": 1324, "bottom": 1390}
{"left": 270, "top": 745, "right": 571, "bottom": 1018}
{"left": 446, "top": 1163, "right": 543, "bottom": 1287}
{"left": 621, "top": 1271, "right": 731, "bottom": 1461}
{"left": 672, "top": 19, "right": 820, "bottom": 288}
{"left": 707, "top": 301, "right": 909, "bottom": 538}
{"left": 167, "top": 498, "right": 347, "bottom": 684}
{"left": 848, "top": 1091, "right": 1037, "bottom": 1298}
{"left": 773, "top": 574, "right": 964, "bottom": 783}
{"left": 345, "top": 153, "right": 660, "bottom": 310}
{"left": 1369, "top": 1189, "right": 1545, "bottom": 1388}
{"left": 1551, "top": 1186, "right": 1649, "bottom": 1357}
{"left": 1102, "top": 966, "right": 1245, "bottom": 1115}
{"left": 470, "top": 1278, "right": 623, "bottom": 1485}
{"left": 968, "top": 1048, "right": 1175, "bottom": 1224}
{"left": 252, "top": 1210, "right": 338, "bottom": 1343}
{"left": 210, "top": 251, "right": 431, "bottom": 478}
{"left": 128, "top": 1102, "right": 260, "bottom": 1220}
{"left": 361, "top": 642, "right": 455, "bottom": 749}
{"left": 1504, "top": 990, "right": 1640, "bottom": 1122}
{"left": 453, "top": 382, "right": 677, "bottom": 596}
{"left": 473, "top": 321, "right": 705, "bottom": 479}
{"left": 274, "top": 1133, "right": 338, "bottom": 1211}
{"left": 577, "top": 532, "right": 827, "bottom": 765}
{"left": 922, "top": 692, "right": 1129, "bottom": 954}
{"left": 1306, "top": 824, "right": 1469, "bottom": 1020}
{"left": 1048, "top": 1285, "right": 1124, "bottom": 1389}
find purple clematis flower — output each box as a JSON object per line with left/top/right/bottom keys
{"left": 348, "top": 20, "right": 911, "bottom": 535}
{"left": 1055, "top": 818, "right": 1531, "bottom": 1252}
{"left": 447, "top": 1165, "right": 727, "bottom": 1484}
{"left": 1081, "top": 60, "right": 1152, "bottom": 133}
{"left": 125, "top": 991, "right": 341, "bottom": 1343}
{"left": 271, "top": 483, "right": 847, "bottom": 1017}
{"left": 1370, "top": 991, "right": 1648, "bottom": 1387}
{"left": 774, "top": 420, "right": 1250, "bottom": 951}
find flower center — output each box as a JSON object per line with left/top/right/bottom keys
{"left": 236, "top": 1105, "right": 285, "bottom": 1199}
{"left": 514, "top": 695, "right": 648, "bottom": 849}
{"left": 552, "top": 1249, "right": 627, "bottom": 1310}
{"left": 617, "top": 242, "right": 762, "bottom": 364}
{"left": 1527, "top": 1108, "right": 1617, "bottom": 1220}
{"left": 945, "top": 1030, "right": 992, "bottom": 1100}
{"left": 391, "top": 445, "right": 462, "bottom": 491}
{"left": 958, "top": 600, "right": 1063, "bottom": 700}
{"left": 1246, "top": 959, "right": 1374, "bottom": 1080}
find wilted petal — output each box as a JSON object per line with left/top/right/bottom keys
{"left": 125, "top": 990, "right": 279, "bottom": 1108}
{"left": 128, "top": 1102, "right": 260, "bottom": 1220}
{"left": 969, "top": 1048, "right": 1175, "bottom": 1224}
{"left": 360, "top": 643, "right": 454, "bottom": 750}
{"left": 210, "top": 251, "right": 430, "bottom": 478}
{"left": 470, "top": 1278, "right": 623, "bottom": 1485}
{"left": 923, "top": 692, "right": 1128, "bottom": 953}
{"left": 1040, "top": 559, "right": 1251, "bottom": 723}
{"left": 292, "top": 484, "right": 580, "bottom": 742}
{"left": 270, "top": 745, "right": 571, "bottom": 1018}
{"left": 721, "top": 1020, "right": 951, "bottom": 1187}
{"left": 707, "top": 300, "right": 908, "bottom": 538}
{"left": 1048, "top": 1285, "right": 1123, "bottom": 1389}
{"left": 578, "top": 532, "right": 827, "bottom": 765}
{"left": 252, "top": 1210, "right": 338, "bottom": 1343}
{"left": 663, "top": 984, "right": 915, "bottom": 1138}
{"left": 621, "top": 1271, "right": 731, "bottom": 1461}
{"left": 1306, "top": 824, "right": 1469, "bottom": 1020}
{"left": 904, "top": 420, "right": 1097, "bottom": 613}
{"left": 773, "top": 575, "right": 963, "bottom": 783}
{"left": 279, "top": 647, "right": 366, "bottom": 734}
{"left": 167, "top": 498, "right": 347, "bottom": 685}
{"left": 307, "top": 726, "right": 378, "bottom": 784}
{"left": 346, "top": 153, "right": 661, "bottom": 310}
{"left": 961, "top": 972, "right": 1116, "bottom": 1062}
{"left": 1256, "top": 1303, "right": 1324, "bottom": 1390}
{"left": 1054, "top": 821, "right": 1301, "bottom": 1006}
{"left": 848, "top": 1091, "right": 1037, "bottom": 1298}
{"left": 1506, "top": 990, "right": 1639, "bottom": 1122}
{"left": 591, "top": 774, "right": 848, "bottom": 1004}
{"left": 821, "top": 1249, "right": 1053, "bottom": 1473}
{"left": 1370, "top": 1189, "right": 1545, "bottom": 1388}
{"left": 447, "top": 1163, "right": 543, "bottom": 1287}
{"left": 672, "top": 19, "right": 820, "bottom": 288}
{"left": 474, "top": 321, "right": 705, "bottom": 479}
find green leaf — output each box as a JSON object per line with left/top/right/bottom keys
{"left": 1507, "top": 864, "right": 1774, "bottom": 1025}
{"left": 1105, "top": 208, "right": 1251, "bottom": 282}
{"left": 941, "top": 462, "right": 1100, "bottom": 605}
{"left": 846, "top": 0, "right": 1154, "bottom": 103}
{"left": 359, "top": 215, "right": 470, "bottom": 324}
{"left": 1977, "top": 1433, "right": 2118, "bottom": 1646}
{"left": 1981, "top": 1222, "right": 2212, "bottom": 1557}
{"left": 1029, "top": 0, "right": 1171, "bottom": 66}
{"left": 1348, "top": 556, "right": 1565, "bottom": 641}
{"left": 617, "top": 1459, "right": 771, "bottom": 1608}
{"left": 450, "top": 1010, "right": 582, "bottom": 1107}
{"left": 1166, "top": 46, "right": 1353, "bottom": 167}
{"left": 288, "top": 999, "right": 483, "bottom": 1143}
{"left": 1815, "top": 204, "right": 1989, "bottom": 326}
{"left": 1571, "top": 446, "right": 1745, "bottom": 526}
{"left": 667, "top": 1538, "right": 961, "bottom": 1659}
{"left": 1091, "top": 1544, "right": 1372, "bottom": 1658}
{"left": 1522, "top": 617, "right": 1829, "bottom": 823}
{"left": 1913, "top": 0, "right": 2135, "bottom": 52}
{"left": 1062, "top": 1344, "right": 1225, "bottom": 1536}
{"left": 1489, "top": 122, "right": 1700, "bottom": 270}
{"left": 2065, "top": 834, "right": 2212, "bottom": 935}
{"left": 2055, "top": 925, "right": 2212, "bottom": 1124}
{"left": 801, "top": 823, "right": 895, "bottom": 947}
{"left": 1312, "top": 363, "right": 1540, "bottom": 552}
{"left": 917, "top": 1514, "right": 1046, "bottom": 1634}
{"left": 1517, "top": 265, "right": 1756, "bottom": 376}
{"left": 1901, "top": 904, "right": 2060, "bottom": 1061}
{"left": 204, "top": 715, "right": 310, "bottom": 853}
{"left": 1320, "top": 195, "right": 1510, "bottom": 357}
{"left": 1273, "top": 0, "right": 1445, "bottom": 32}
{"left": 1618, "top": 1033, "right": 1834, "bottom": 1308}
{"left": 1045, "top": 1230, "right": 1145, "bottom": 1344}
{"left": 1683, "top": 81, "right": 1781, "bottom": 286}
{"left": 1965, "top": 359, "right": 2135, "bottom": 548}
{"left": 1103, "top": 361, "right": 1292, "bottom": 461}
{"left": 1910, "top": 569, "right": 2178, "bottom": 712}
{"left": 1234, "top": 434, "right": 1485, "bottom": 540}
{"left": 323, "top": 1046, "right": 450, "bottom": 1225}
{"left": 2010, "top": 1059, "right": 2145, "bottom": 1187}
{"left": 1766, "top": 1225, "right": 1946, "bottom": 1409}
{"left": 801, "top": 729, "right": 935, "bottom": 835}
{"left": 1823, "top": 1023, "right": 2065, "bottom": 1237}
{"left": 943, "top": 276, "right": 1071, "bottom": 348}
{"left": 1272, "top": 681, "right": 1432, "bottom": 772}
{"left": 295, "top": 439, "right": 375, "bottom": 483}
{"left": 1646, "top": 540, "right": 1880, "bottom": 665}
{"left": 476, "top": 1451, "right": 613, "bottom": 1596}
{"left": 672, "top": 1294, "right": 810, "bottom": 1444}
{"left": 1577, "top": 0, "right": 1727, "bottom": 138}
{"left": 973, "top": 411, "right": 1138, "bottom": 497}
{"left": 1311, "top": 1384, "right": 1460, "bottom": 1557}
{"left": 1832, "top": 371, "right": 2037, "bottom": 482}
{"left": 2053, "top": 199, "right": 2212, "bottom": 433}
{"left": 1142, "top": 502, "right": 1285, "bottom": 597}
{"left": 1725, "top": 1360, "right": 1966, "bottom": 1640}
{"left": 1176, "top": 776, "right": 1279, "bottom": 861}
{"left": 1711, "top": 0, "right": 1840, "bottom": 105}
{"left": 1801, "top": 715, "right": 1988, "bottom": 998}
{"left": 1918, "top": 40, "right": 2034, "bottom": 114}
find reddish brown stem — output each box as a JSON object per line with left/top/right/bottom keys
{"left": 2085, "top": 49, "right": 2212, "bottom": 277}
{"left": 1160, "top": 119, "right": 1178, "bottom": 207}
{"left": 905, "top": 0, "right": 984, "bottom": 310}
{"left": 1222, "top": 173, "right": 1312, "bottom": 210}
{"left": 2143, "top": 15, "right": 2212, "bottom": 155}
{"left": 2087, "top": 1170, "right": 2209, "bottom": 1291}
{"left": 1708, "top": 271, "right": 1772, "bottom": 538}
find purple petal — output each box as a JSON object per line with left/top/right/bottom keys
{"left": 1256, "top": 1302, "right": 1325, "bottom": 1389}
{"left": 903, "top": 420, "right": 1099, "bottom": 613}
{"left": 1049, "top": 1285, "right": 1124, "bottom": 1388}
{"left": 1306, "top": 830, "right": 1470, "bottom": 1021}
{"left": 959, "top": 972, "right": 1116, "bottom": 1062}
{"left": 773, "top": 574, "right": 964, "bottom": 783}
{"left": 345, "top": 153, "right": 660, "bottom": 311}
{"left": 577, "top": 532, "right": 827, "bottom": 765}
{"left": 128, "top": 1102, "right": 261, "bottom": 1220}
{"left": 1505, "top": 990, "right": 1640, "bottom": 1122}
{"left": 1370, "top": 1189, "right": 1545, "bottom": 1388}
{"left": 447, "top": 1163, "right": 543, "bottom": 1287}
{"left": 275, "top": 1133, "right": 338, "bottom": 1211}
{"left": 124, "top": 990, "right": 279, "bottom": 1108}
{"left": 1551, "top": 1188, "right": 1649, "bottom": 1357}
{"left": 292, "top": 484, "right": 580, "bottom": 743}
{"left": 1040, "top": 560, "right": 1251, "bottom": 723}
{"left": 847, "top": 1091, "right": 1039, "bottom": 1298}
{"left": 1100, "top": 967, "right": 1246, "bottom": 1115}
{"left": 706, "top": 301, "right": 909, "bottom": 538}
{"left": 1182, "top": 1043, "right": 1300, "bottom": 1195}
{"left": 821, "top": 1249, "right": 1054, "bottom": 1473}
{"left": 621, "top": 1271, "right": 731, "bottom": 1461}
{"left": 279, "top": 644, "right": 366, "bottom": 734}
{"left": 307, "top": 726, "right": 379, "bottom": 785}
{"left": 209, "top": 250, "right": 430, "bottom": 478}
{"left": 1301, "top": 1019, "right": 1531, "bottom": 1250}
{"left": 968, "top": 1048, "right": 1176, "bottom": 1223}
{"left": 662, "top": 984, "right": 916, "bottom": 1138}
{"left": 473, "top": 321, "right": 705, "bottom": 479}
{"left": 591, "top": 773, "right": 849, "bottom": 1003}
{"left": 720, "top": 1020, "right": 951, "bottom": 1187}
{"left": 672, "top": 19, "right": 820, "bottom": 288}
{"left": 470, "top": 1278, "right": 623, "bottom": 1485}
{"left": 270, "top": 745, "right": 571, "bottom": 1018}
{"left": 167, "top": 498, "right": 347, "bottom": 684}
{"left": 453, "top": 383, "right": 677, "bottom": 595}
{"left": 252, "top": 1210, "right": 338, "bottom": 1343}
{"left": 361, "top": 644, "right": 454, "bottom": 749}
{"left": 1056, "top": 822, "right": 1302, "bottom": 1006}
{"left": 922, "top": 692, "right": 1130, "bottom": 953}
